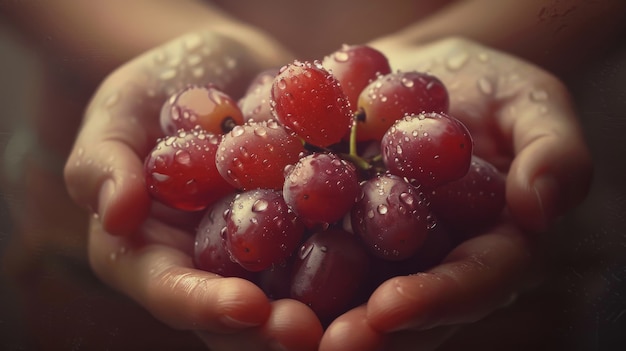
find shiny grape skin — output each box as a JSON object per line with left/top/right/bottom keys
{"left": 283, "top": 153, "right": 360, "bottom": 226}
{"left": 427, "top": 155, "right": 506, "bottom": 231}
{"left": 381, "top": 112, "right": 473, "bottom": 189}
{"left": 144, "top": 128, "right": 236, "bottom": 211}
{"left": 271, "top": 60, "right": 353, "bottom": 147}
{"left": 160, "top": 85, "right": 244, "bottom": 136}
{"left": 290, "top": 229, "right": 371, "bottom": 323}
{"left": 364, "top": 222, "right": 453, "bottom": 293}
{"left": 193, "top": 192, "right": 253, "bottom": 279}
{"left": 351, "top": 173, "right": 432, "bottom": 261}
{"left": 215, "top": 120, "right": 306, "bottom": 191}
{"left": 238, "top": 68, "right": 279, "bottom": 123}
{"left": 356, "top": 71, "right": 449, "bottom": 141}
{"left": 321, "top": 44, "right": 392, "bottom": 111}
{"left": 225, "top": 189, "right": 305, "bottom": 272}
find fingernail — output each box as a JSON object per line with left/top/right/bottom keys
{"left": 533, "top": 175, "right": 560, "bottom": 230}
{"left": 219, "top": 315, "right": 261, "bottom": 329}
{"left": 98, "top": 179, "right": 115, "bottom": 218}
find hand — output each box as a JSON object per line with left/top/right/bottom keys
{"left": 318, "top": 37, "right": 593, "bottom": 350}
{"left": 64, "top": 30, "right": 323, "bottom": 350}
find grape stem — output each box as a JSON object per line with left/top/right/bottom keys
{"left": 345, "top": 117, "right": 372, "bottom": 172}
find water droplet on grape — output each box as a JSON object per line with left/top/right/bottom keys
{"left": 396, "top": 144, "right": 403, "bottom": 155}
{"left": 333, "top": 50, "right": 350, "bottom": 63}
{"left": 174, "top": 150, "right": 191, "bottom": 165}
{"left": 377, "top": 204, "right": 388, "bottom": 215}
{"left": 401, "top": 77, "right": 414, "bottom": 88}
{"left": 152, "top": 172, "right": 170, "bottom": 182}
{"left": 252, "top": 199, "right": 269, "bottom": 212}
{"left": 253, "top": 127, "right": 267, "bottom": 137}
{"left": 299, "top": 244, "right": 313, "bottom": 259}
{"left": 426, "top": 214, "right": 437, "bottom": 229}
{"left": 399, "top": 192, "right": 414, "bottom": 206}
{"left": 276, "top": 78, "right": 287, "bottom": 90}
{"left": 185, "top": 179, "right": 198, "bottom": 194}
{"left": 230, "top": 125, "right": 245, "bottom": 137}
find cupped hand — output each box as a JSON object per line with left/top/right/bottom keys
{"left": 64, "top": 30, "right": 323, "bottom": 350}
{"left": 319, "top": 37, "right": 593, "bottom": 350}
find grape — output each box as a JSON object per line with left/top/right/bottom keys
{"left": 215, "top": 120, "right": 305, "bottom": 190}
{"left": 271, "top": 60, "right": 353, "bottom": 147}
{"left": 143, "top": 46, "right": 501, "bottom": 324}
{"left": 427, "top": 155, "right": 506, "bottom": 230}
{"left": 290, "top": 229, "right": 371, "bottom": 322}
{"left": 194, "top": 193, "right": 253, "bottom": 279}
{"left": 365, "top": 222, "right": 453, "bottom": 292}
{"left": 283, "top": 153, "right": 360, "bottom": 226}
{"left": 322, "top": 44, "right": 391, "bottom": 111}
{"left": 160, "top": 85, "right": 243, "bottom": 135}
{"left": 144, "top": 128, "right": 235, "bottom": 211}
{"left": 381, "top": 112, "right": 473, "bottom": 189}
{"left": 255, "top": 261, "right": 292, "bottom": 300}
{"left": 356, "top": 71, "right": 449, "bottom": 141}
{"left": 238, "top": 68, "right": 279, "bottom": 123}
{"left": 351, "top": 173, "right": 432, "bottom": 261}
{"left": 225, "top": 189, "right": 305, "bottom": 272}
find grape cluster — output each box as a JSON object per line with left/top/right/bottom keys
{"left": 143, "top": 44, "right": 506, "bottom": 322}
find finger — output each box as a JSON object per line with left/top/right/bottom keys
{"left": 64, "top": 31, "right": 263, "bottom": 235}
{"left": 320, "top": 306, "right": 459, "bottom": 351}
{"left": 501, "top": 74, "right": 593, "bottom": 232}
{"left": 320, "top": 305, "right": 385, "bottom": 351}
{"left": 366, "top": 220, "right": 532, "bottom": 333}
{"left": 88, "top": 217, "right": 272, "bottom": 332}
{"left": 196, "top": 299, "right": 322, "bottom": 351}
{"left": 260, "top": 299, "right": 324, "bottom": 351}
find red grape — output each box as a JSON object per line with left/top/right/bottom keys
{"left": 225, "top": 189, "right": 305, "bottom": 272}
{"left": 356, "top": 71, "right": 449, "bottom": 141}
{"left": 160, "top": 85, "right": 244, "bottom": 135}
{"left": 428, "top": 155, "right": 506, "bottom": 230}
{"left": 322, "top": 44, "right": 391, "bottom": 111}
{"left": 194, "top": 192, "right": 253, "bottom": 278}
{"left": 381, "top": 112, "right": 473, "bottom": 189}
{"left": 144, "top": 128, "right": 235, "bottom": 211}
{"left": 351, "top": 173, "right": 432, "bottom": 261}
{"left": 271, "top": 60, "right": 353, "bottom": 147}
{"left": 283, "top": 153, "right": 360, "bottom": 226}
{"left": 215, "top": 120, "right": 305, "bottom": 190}
{"left": 290, "top": 229, "right": 371, "bottom": 322}
{"left": 238, "top": 68, "right": 279, "bottom": 123}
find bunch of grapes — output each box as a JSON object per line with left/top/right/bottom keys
{"left": 143, "top": 44, "right": 506, "bottom": 323}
